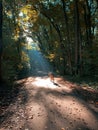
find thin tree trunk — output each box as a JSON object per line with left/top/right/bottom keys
{"left": 85, "top": 0, "right": 92, "bottom": 45}
{"left": 74, "top": 0, "right": 82, "bottom": 75}
{"left": 83, "top": 5, "right": 89, "bottom": 44}
{"left": 0, "top": 0, "right": 3, "bottom": 82}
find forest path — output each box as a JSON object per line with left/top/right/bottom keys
{"left": 0, "top": 76, "right": 98, "bottom": 130}
{"left": 28, "top": 50, "right": 54, "bottom": 76}
{"left": 0, "top": 50, "right": 98, "bottom": 130}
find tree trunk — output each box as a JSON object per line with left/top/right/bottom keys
{"left": 61, "top": 0, "right": 72, "bottom": 75}
{"left": 74, "top": 0, "right": 82, "bottom": 75}
{"left": 85, "top": 0, "right": 92, "bottom": 45}
{"left": 0, "top": 0, "right": 3, "bottom": 82}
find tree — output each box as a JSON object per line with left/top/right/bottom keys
{"left": 0, "top": 0, "right": 3, "bottom": 82}
{"left": 74, "top": 0, "right": 82, "bottom": 75}
{"left": 61, "top": 0, "right": 72, "bottom": 74}
{"left": 1, "top": 0, "right": 98, "bottom": 80}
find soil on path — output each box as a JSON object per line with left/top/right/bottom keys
{"left": 0, "top": 76, "right": 98, "bottom": 130}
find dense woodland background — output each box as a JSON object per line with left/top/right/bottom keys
{"left": 0, "top": 0, "right": 98, "bottom": 85}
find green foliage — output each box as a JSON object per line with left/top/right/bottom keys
{"left": 21, "top": 50, "right": 30, "bottom": 67}
{"left": 2, "top": 38, "right": 19, "bottom": 84}
{"left": 2, "top": 0, "right": 98, "bottom": 81}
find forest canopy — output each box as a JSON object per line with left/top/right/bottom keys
{"left": 0, "top": 0, "right": 98, "bottom": 83}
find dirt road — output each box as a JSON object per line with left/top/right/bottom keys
{"left": 0, "top": 76, "right": 98, "bottom": 130}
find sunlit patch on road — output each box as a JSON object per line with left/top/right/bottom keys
{"left": 31, "top": 77, "right": 58, "bottom": 88}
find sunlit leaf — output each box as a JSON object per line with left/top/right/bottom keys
{"left": 18, "top": 64, "right": 23, "bottom": 70}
